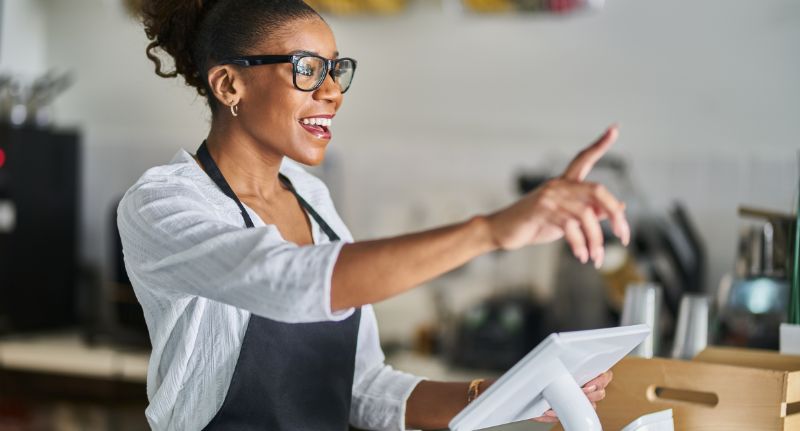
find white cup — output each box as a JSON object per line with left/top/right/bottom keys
{"left": 671, "top": 294, "right": 709, "bottom": 360}
{"left": 621, "top": 283, "right": 663, "bottom": 358}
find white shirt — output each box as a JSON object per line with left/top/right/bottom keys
{"left": 117, "top": 148, "right": 424, "bottom": 431}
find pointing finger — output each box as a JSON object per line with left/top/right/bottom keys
{"left": 562, "top": 125, "right": 619, "bottom": 182}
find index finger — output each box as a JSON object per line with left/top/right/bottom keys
{"left": 562, "top": 125, "right": 619, "bottom": 181}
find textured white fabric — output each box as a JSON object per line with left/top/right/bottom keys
{"left": 117, "top": 148, "right": 424, "bottom": 431}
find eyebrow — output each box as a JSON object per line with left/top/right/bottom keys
{"left": 292, "top": 49, "right": 340, "bottom": 58}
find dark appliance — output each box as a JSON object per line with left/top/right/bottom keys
{"left": 632, "top": 203, "right": 707, "bottom": 317}
{"left": 0, "top": 125, "right": 80, "bottom": 333}
{"left": 446, "top": 291, "right": 547, "bottom": 371}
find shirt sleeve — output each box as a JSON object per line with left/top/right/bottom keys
{"left": 117, "top": 175, "right": 354, "bottom": 323}
{"left": 350, "top": 306, "right": 425, "bottom": 431}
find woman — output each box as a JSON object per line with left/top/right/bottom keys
{"left": 118, "top": 0, "right": 628, "bottom": 430}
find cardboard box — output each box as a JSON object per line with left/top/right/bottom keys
{"left": 591, "top": 347, "right": 800, "bottom": 430}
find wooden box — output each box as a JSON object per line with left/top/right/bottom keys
{"left": 592, "top": 347, "right": 800, "bottom": 430}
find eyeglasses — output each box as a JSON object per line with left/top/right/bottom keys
{"left": 219, "top": 53, "right": 357, "bottom": 93}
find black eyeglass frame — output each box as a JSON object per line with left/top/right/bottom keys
{"left": 218, "top": 53, "right": 357, "bottom": 93}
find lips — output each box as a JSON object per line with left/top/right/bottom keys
{"left": 299, "top": 115, "right": 333, "bottom": 140}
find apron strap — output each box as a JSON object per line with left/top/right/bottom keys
{"left": 197, "top": 140, "right": 255, "bottom": 228}
{"left": 277, "top": 173, "right": 340, "bottom": 242}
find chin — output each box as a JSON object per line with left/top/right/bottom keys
{"left": 292, "top": 149, "right": 327, "bottom": 167}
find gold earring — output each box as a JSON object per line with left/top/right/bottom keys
{"left": 230, "top": 103, "right": 239, "bottom": 117}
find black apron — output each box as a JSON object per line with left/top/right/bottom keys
{"left": 196, "top": 141, "right": 361, "bottom": 431}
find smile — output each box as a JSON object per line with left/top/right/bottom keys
{"left": 299, "top": 115, "right": 333, "bottom": 140}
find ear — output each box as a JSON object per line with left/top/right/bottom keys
{"left": 207, "top": 65, "right": 242, "bottom": 107}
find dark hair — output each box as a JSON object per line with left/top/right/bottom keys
{"left": 141, "top": 0, "right": 321, "bottom": 112}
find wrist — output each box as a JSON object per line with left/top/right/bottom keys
{"left": 467, "top": 214, "right": 499, "bottom": 254}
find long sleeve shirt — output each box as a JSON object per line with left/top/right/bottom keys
{"left": 117, "top": 147, "right": 423, "bottom": 431}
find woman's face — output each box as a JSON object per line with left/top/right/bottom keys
{"left": 236, "top": 17, "right": 344, "bottom": 166}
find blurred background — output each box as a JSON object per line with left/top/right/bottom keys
{"left": 0, "top": 0, "right": 799, "bottom": 429}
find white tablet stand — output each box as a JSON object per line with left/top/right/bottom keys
{"left": 449, "top": 324, "right": 651, "bottom": 431}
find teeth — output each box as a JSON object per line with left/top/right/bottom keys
{"left": 301, "top": 117, "right": 332, "bottom": 127}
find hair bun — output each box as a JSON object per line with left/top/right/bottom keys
{"left": 141, "top": 0, "right": 219, "bottom": 96}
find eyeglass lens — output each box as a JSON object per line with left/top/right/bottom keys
{"left": 295, "top": 56, "right": 355, "bottom": 92}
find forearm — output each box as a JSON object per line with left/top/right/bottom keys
{"left": 331, "top": 215, "right": 496, "bottom": 310}
{"left": 404, "top": 380, "right": 472, "bottom": 430}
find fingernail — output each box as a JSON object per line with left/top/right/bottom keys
{"left": 594, "top": 251, "right": 603, "bottom": 268}
{"left": 583, "top": 385, "right": 597, "bottom": 393}
{"left": 596, "top": 248, "right": 605, "bottom": 268}
{"left": 545, "top": 410, "right": 558, "bottom": 417}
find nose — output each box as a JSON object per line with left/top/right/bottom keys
{"left": 313, "top": 69, "right": 343, "bottom": 106}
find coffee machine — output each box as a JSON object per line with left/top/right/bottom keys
{"left": 714, "top": 206, "right": 793, "bottom": 349}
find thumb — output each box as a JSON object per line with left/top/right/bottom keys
{"left": 562, "top": 125, "right": 619, "bottom": 181}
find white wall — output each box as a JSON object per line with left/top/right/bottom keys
{"left": 5, "top": 0, "right": 799, "bottom": 338}
{"left": 0, "top": 0, "right": 48, "bottom": 76}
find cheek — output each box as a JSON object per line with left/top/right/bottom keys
{"left": 242, "top": 76, "right": 321, "bottom": 157}
{"left": 251, "top": 89, "right": 299, "bottom": 129}
{"left": 253, "top": 92, "right": 320, "bottom": 153}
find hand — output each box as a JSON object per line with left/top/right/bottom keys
{"left": 485, "top": 125, "right": 630, "bottom": 267}
{"left": 531, "top": 370, "right": 614, "bottom": 424}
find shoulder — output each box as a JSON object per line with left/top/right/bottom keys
{"left": 123, "top": 148, "right": 201, "bottom": 192}
{"left": 118, "top": 148, "right": 226, "bottom": 223}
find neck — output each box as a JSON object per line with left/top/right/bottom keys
{"left": 203, "top": 118, "right": 284, "bottom": 201}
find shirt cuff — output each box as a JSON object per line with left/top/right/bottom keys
{"left": 321, "top": 240, "right": 354, "bottom": 321}
{"left": 396, "top": 375, "right": 426, "bottom": 431}
{"left": 351, "top": 365, "right": 426, "bottom": 431}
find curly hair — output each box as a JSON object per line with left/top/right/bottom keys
{"left": 140, "top": 0, "right": 320, "bottom": 112}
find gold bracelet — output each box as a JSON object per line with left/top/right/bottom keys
{"left": 467, "top": 378, "right": 485, "bottom": 404}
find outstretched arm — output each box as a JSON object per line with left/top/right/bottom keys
{"left": 331, "top": 125, "right": 630, "bottom": 311}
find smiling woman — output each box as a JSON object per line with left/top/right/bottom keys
{"left": 119, "top": 0, "right": 625, "bottom": 430}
